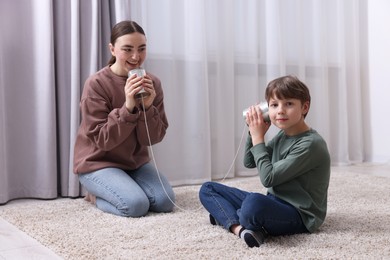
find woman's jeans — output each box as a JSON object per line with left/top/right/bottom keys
{"left": 199, "top": 181, "right": 308, "bottom": 236}
{"left": 78, "top": 162, "right": 175, "bottom": 217}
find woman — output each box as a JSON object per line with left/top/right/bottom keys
{"left": 73, "top": 20, "right": 175, "bottom": 217}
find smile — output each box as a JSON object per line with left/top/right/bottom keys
{"left": 127, "top": 61, "right": 138, "bottom": 65}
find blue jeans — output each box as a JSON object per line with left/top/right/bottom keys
{"left": 199, "top": 181, "right": 308, "bottom": 236}
{"left": 78, "top": 163, "right": 175, "bottom": 217}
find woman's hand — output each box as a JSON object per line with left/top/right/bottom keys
{"left": 245, "top": 105, "right": 271, "bottom": 145}
{"left": 124, "top": 74, "right": 143, "bottom": 112}
{"left": 124, "top": 74, "right": 156, "bottom": 112}
{"left": 138, "top": 74, "right": 156, "bottom": 109}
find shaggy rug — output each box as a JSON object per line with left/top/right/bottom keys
{"left": 1, "top": 167, "right": 390, "bottom": 259}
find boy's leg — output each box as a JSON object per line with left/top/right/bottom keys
{"left": 238, "top": 193, "right": 308, "bottom": 236}
{"left": 199, "top": 182, "right": 250, "bottom": 231}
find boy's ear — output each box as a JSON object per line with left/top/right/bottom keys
{"left": 302, "top": 101, "right": 310, "bottom": 115}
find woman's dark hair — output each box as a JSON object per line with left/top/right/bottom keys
{"left": 265, "top": 75, "right": 311, "bottom": 117}
{"left": 107, "top": 20, "right": 146, "bottom": 66}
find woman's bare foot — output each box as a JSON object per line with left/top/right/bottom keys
{"left": 84, "top": 192, "right": 96, "bottom": 205}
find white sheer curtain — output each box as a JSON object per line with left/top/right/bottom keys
{"left": 121, "top": 0, "right": 367, "bottom": 183}
{"left": 0, "top": 0, "right": 367, "bottom": 203}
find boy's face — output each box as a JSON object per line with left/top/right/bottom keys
{"left": 268, "top": 96, "right": 309, "bottom": 134}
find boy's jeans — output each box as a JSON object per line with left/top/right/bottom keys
{"left": 199, "top": 181, "right": 308, "bottom": 236}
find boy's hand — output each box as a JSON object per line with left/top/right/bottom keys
{"left": 246, "top": 105, "right": 271, "bottom": 145}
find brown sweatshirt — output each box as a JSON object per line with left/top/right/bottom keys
{"left": 73, "top": 66, "right": 168, "bottom": 174}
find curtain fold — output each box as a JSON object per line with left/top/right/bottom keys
{"left": 55, "top": 0, "right": 115, "bottom": 196}
{"left": 0, "top": 0, "right": 367, "bottom": 203}
{"left": 0, "top": 0, "right": 58, "bottom": 202}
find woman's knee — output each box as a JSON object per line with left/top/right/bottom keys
{"left": 152, "top": 186, "right": 175, "bottom": 213}
{"left": 153, "top": 196, "right": 174, "bottom": 213}
{"left": 118, "top": 194, "right": 150, "bottom": 217}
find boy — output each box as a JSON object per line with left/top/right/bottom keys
{"left": 199, "top": 75, "right": 330, "bottom": 247}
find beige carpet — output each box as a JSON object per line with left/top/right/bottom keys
{"left": 1, "top": 167, "right": 390, "bottom": 259}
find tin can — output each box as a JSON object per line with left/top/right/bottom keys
{"left": 128, "top": 68, "right": 150, "bottom": 99}
{"left": 242, "top": 102, "right": 270, "bottom": 122}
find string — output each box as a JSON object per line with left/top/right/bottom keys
{"left": 141, "top": 98, "right": 248, "bottom": 212}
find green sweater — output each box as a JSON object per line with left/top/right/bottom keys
{"left": 244, "top": 129, "right": 330, "bottom": 233}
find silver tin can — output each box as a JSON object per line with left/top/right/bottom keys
{"left": 242, "top": 102, "right": 270, "bottom": 122}
{"left": 128, "top": 68, "right": 150, "bottom": 99}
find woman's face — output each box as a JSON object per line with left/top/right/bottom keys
{"left": 109, "top": 32, "right": 147, "bottom": 76}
